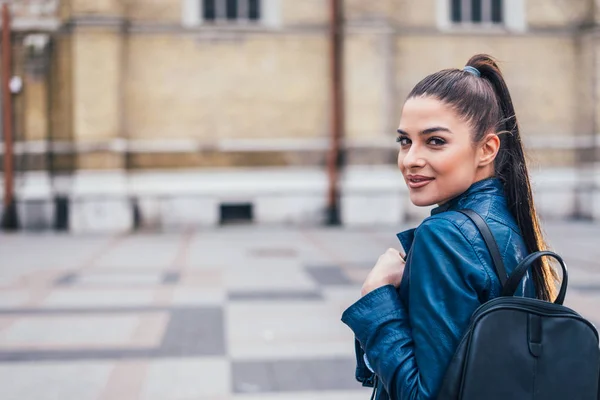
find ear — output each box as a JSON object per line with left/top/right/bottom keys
{"left": 478, "top": 132, "right": 500, "bottom": 167}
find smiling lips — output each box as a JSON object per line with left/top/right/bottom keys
{"left": 407, "top": 175, "right": 435, "bottom": 189}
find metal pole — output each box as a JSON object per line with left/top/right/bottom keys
{"left": 326, "top": 0, "right": 343, "bottom": 225}
{"left": 1, "top": 3, "right": 17, "bottom": 230}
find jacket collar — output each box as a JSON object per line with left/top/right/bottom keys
{"left": 396, "top": 228, "right": 415, "bottom": 255}
{"left": 430, "top": 177, "right": 503, "bottom": 215}
{"left": 396, "top": 177, "right": 504, "bottom": 252}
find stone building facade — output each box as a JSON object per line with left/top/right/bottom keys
{"left": 1, "top": 0, "right": 600, "bottom": 232}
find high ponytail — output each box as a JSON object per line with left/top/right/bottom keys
{"left": 467, "top": 55, "right": 556, "bottom": 301}
{"left": 407, "top": 54, "right": 557, "bottom": 301}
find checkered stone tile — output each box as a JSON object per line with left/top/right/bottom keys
{"left": 305, "top": 266, "right": 353, "bottom": 286}
{"left": 232, "top": 358, "right": 359, "bottom": 393}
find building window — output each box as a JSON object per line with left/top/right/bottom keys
{"left": 202, "top": 0, "right": 261, "bottom": 23}
{"left": 450, "top": 0, "right": 503, "bottom": 25}
{"left": 183, "top": 0, "right": 279, "bottom": 28}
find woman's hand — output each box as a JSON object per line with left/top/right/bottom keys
{"left": 361, "top": 248, "right": 406, "bottom": 296}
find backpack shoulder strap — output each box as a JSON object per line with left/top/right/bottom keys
{"left": 457, "top": 209, "right": 508, "bottom": 287}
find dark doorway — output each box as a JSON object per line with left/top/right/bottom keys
{"left": 220, "top": 203, "right": 253, "bottom": 224}
{"left": 54, "top": 196, "right": 69, "bottom": 231}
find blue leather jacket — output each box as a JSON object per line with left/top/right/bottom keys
{"left": 341, "top": 178, "right": 536, "bottom": 399}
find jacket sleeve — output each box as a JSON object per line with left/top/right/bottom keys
{"left": 341, "top": 218, "right": 491, "bottom": 399}
{"left": 352, "top": 338, "right": 376, "bottom": 387}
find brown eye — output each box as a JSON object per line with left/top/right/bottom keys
{"left": 428, "top": 137, "right": 446, "bottom": 146}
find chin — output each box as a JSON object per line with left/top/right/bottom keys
{"left": 409, "top": 193, "right": 439, "bottom": 207}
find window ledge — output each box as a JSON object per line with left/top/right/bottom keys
{"left": 181, "top": 23, "right": 276, "bottom": 32}
{"left": 440, "top": 23, "right": 513, "bottom": 34}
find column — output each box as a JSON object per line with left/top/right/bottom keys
{"left": 68, "top": 0, "right": 132, "bottom": 233}
{"left": 18, "top": 33, "right": 54, "bottom": 229}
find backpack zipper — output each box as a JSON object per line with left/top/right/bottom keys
{"left": 472, "top": 297, "right": 598, "bottom": 339}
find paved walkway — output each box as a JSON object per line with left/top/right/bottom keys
{"left": 0, "top": 221, "right": 599, "bottom": 399}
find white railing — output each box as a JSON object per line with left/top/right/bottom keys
{"left": 0, "top": 0, "right": 59, "bottom": 31}
{"left": 3, "top": 0, "right": 58, "bottom": 18}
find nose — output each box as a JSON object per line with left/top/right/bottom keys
{"left": 399, "top": 144, "right": 426, "bottom": 171}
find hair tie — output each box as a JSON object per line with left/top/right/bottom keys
{"left": 463, "top": 66, "right": 481, "bottom": 77}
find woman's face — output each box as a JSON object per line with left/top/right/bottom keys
{"left": 397, "top": 96, "right": 489, "bottom": 207}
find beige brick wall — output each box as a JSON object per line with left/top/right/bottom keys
{"left": 72, "top": 29, "right": 123, "bottom": 142}
{"left": 395, "top": 35, "right": 577, "bottom": 138}
{"left": 50, "top": 35, "right": 74, "bottom": 142}
{"left": 115, "top": 0, "right": 433, "bottom": 27}
{"left": 23, "top": 78, "right": 49, "bottom": 142}
{"left": 345, "top": 32, "right": 387, "bottom": 139}
{"left": 594, "top": 40, "right": 600, "bottom": 136}
{"left": 526, "top": 0, "right": 591, "bottom": 28}
{"left": 126, "top": 33, "right": 329, "bottom": 140}
{"left": 59, "top": 0, "right": 71, "bottom": 20}
{"left": 396, "top": 0, "right": 437, "bottom": 28}
{"left": 127, "top": 0, "right": 182, "bottom": 23}
{"left": 281, "top": 0, "right": 328, "bottom": 25}
{"left": 51, "top": 0, "right": 595, "bottom": 171}
{"left": 77, "top": 152, "right": 124, "bottom": 169}
{"left": 574, "top": 33, "right": 595, "bottom": 137}
{"left": 69, "top": 0, "right": 123, "bottom": 16}
{"left": 345, "top": 0, "right": 399, "bottom": 22}
{"left": 12, "top": 41, "right": 26, "bottom": 152}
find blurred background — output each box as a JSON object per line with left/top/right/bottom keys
{"left": 0, "top": 0, "right": 599, "bottom": 232}
{"left": 0, "top": 1, "right": 599, "bottom": 399}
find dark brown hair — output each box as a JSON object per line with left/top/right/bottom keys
{"left": 407, "top": 54, "right": 556, "bottom": 301}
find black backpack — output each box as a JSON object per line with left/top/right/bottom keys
{"left": 437, "top": 209, "right": 600, "bottom": 400}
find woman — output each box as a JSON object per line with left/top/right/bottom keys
{"left": 341, "top": 54, "right": 557, "bottom": 399}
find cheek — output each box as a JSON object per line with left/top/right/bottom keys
{"left": 397, "top": 151, "right": 405, "bottom": 170}
{"left": 433, "top": 145, "right": 476, "bottom": 175}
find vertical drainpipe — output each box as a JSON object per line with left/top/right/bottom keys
{"left": 1, "top": 3, "right": 17, "bottom": 230}
{"left": 593, "top": 1, "right": 600, "bottom": 221}
{"left": 326, "top": 0, "right": 344, "bottom": 225}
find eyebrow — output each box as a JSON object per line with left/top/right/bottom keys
{"left": 397, "top": 127, "right": 453, "bottom": 136}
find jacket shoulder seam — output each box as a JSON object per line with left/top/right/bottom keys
{"left": 487, "top": 214, "right": 521, "bottom": 235}
{"left": 502, "top": 228, "right": 512, "bottom": 258}
{"left": 421, "top": 215, "right": 492, "bottom": 293}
